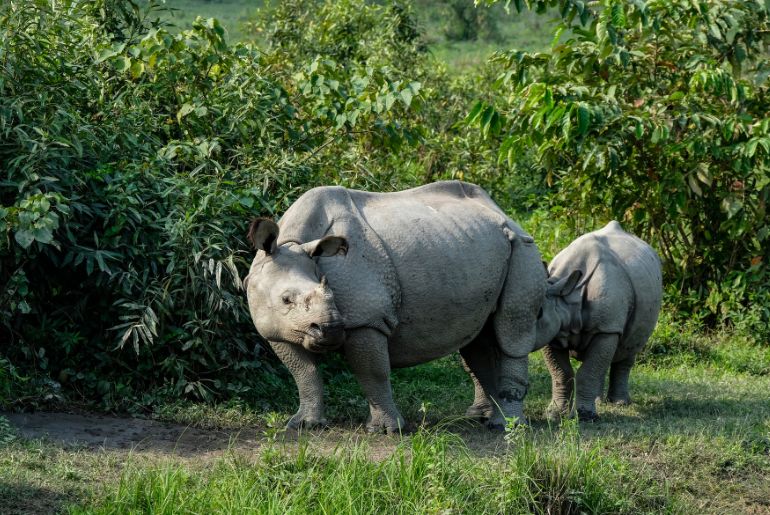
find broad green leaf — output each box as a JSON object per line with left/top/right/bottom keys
{"left": 384, "top": 93, "right": 395, "bottom": 111}
{"left": 14, "top": 230, "right": 34, "bottom": 249}
{"left": 465, "top": 101, "right": 485, "bottom": 126}
{"left": 696, "top": 164, "right": 712, "bottom": 186}
{"left": 177, "top": 103, "right": 195, "bottom": 122}
{"left": 577, "top": 104, "right": 590, "bottom": 135}
{"left": 130, "top": 60, "right": 144, "bottom": 79}
{"left": 400, "top": 88, "right": 413, "bottom": 108}
{"left": 688, "top": 175, "right": 703, "bottom": 197}
{"left": 651, "top": 126, "right": 662, "bottom": 144}
{"left": 113, "top": 56, "right": 131, "bottom": 72}
{"left": 96, "top": 47, "right": 119, "bottom": 63}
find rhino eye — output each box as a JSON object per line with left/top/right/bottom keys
{"left": 537, "top": 307, "right": 544, "bottom": 319}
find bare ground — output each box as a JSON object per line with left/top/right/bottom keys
{"left": 0, "top": 410, "right": 507, "bottom": 514}
{"left": 4, "top": 411, "right": 261, "bottom": 457}
{"left": 2, "top": 410, "right": 506, "bottom": 459}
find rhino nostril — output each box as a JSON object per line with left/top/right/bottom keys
{"left": 308, "top": 323, "right": 322, "bottom": 337}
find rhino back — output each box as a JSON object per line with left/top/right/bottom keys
{"left": 549, "top": 221, "right": 662, "bottom": 358}
{"left": 277, "top": 182, "right": 526, "bottom": 366}
{"left": 594, "top": 222, "right": 662, "bottom": 357}
{"left": 351, "top": 189, "right": 517, "bottom": 366}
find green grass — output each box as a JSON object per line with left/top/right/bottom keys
{"left": 158, "top": 0, "right": 260, "bottom": 43}
{"left": 158, "top": 0, "right": 555, "bottom": 71}
{"left": 3, "top": 325, "right": 765, "bottom": 513}
{"left": 67, "top": 426, "right": 673, "bottom": 514}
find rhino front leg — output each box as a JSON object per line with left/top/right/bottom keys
{"left": 487, "top": 352, "right": 529, "bottom": 430}
{"left": 607, "top": 355, "right": 635, "bottom": 405}
{"left": 344, "top": 328, "right": 405, "bottom": 434}
{"left": 490, "top": 306, "right": 538, "bottom": 429}
{"left": 542, "top": 345, "right": 574, "bottom": 421}
{"left": 270, "top": 340, "right": 327, "bottom": 430}
{"left": 575, "top": 333, "right": 618, "bottom": 421}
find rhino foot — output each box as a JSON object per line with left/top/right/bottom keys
{"left": 545, "top": 402, "right": 572, "bottom": 423}
{"left": 286, "top": 412, "right": 328, "bottom": 430}
{"left": 577, "top": 408, "right": 599, "bottom": 422}
{"left": 606, "top": 395, "right": 631, "bottom": 406}
{"left": 465, "top": 402, "right": 494, "bottom": 421}
{"left": 366, "top": 412, "right": 406, "bottom": 435}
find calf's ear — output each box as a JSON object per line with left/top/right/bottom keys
{"left": 248, "top": 218, "right": 279, "bottom": 255}
{"left": 302, "top": 236, "right": 348, "bottom": 257}
{"left": 547, "top": 270, "right": 583, "bottom": 297}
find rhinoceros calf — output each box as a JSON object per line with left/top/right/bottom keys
{"left": 244, "top": 181, "right": 545, "bottom": 432}
{"left": 536, "top": 221, "right": 662, "bottom": 421}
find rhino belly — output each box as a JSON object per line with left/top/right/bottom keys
{"left": 363, "top": 200, "right": 513, "bottom": 367}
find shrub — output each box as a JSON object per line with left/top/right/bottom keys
{"left": 474, "top": 0, "right": 770, "bottom": 336}
{"left": 0, "top": 0, "right": 430, "bottom": 407}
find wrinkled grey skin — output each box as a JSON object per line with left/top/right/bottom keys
{"left": 244, "top": 181, "right": 545, "bottom": 433}
{"left": 535, "top": 221, "right": 662, "bottom": 421}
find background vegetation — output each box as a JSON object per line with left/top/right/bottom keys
{"left": 1, "top": 1, "right": 769, "bottom": 513}
{"left": 1, "top": 0, "right": 768, "bottom": 427}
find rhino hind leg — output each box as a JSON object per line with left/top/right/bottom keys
{"left": 575, "top": 333, "right": 619, "bottom": 421}
{"left": 465, "top": 371, "right": 494, "bottom": 420}
{"left": 343, "top": 328, "right": 406, "bottom": 434}
{"left": 542, "top": 345, "right": 574, "bottom": 421}
{"left": 607, "top": 355, "right": 635, "bottom": 405}
{"left": 459, "top": 332, "right": 497, "bottom": 421}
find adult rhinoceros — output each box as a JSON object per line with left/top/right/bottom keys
{"left": 536, "top": 221, "right": 662, "bottom": 421}
{"left": 244, "top": 181, "right": 545, "bottom": 432}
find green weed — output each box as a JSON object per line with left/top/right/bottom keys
{"left": 69, "top": 427, "right": 672, "bottom": 514}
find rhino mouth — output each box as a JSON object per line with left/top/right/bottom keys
{"left": 301, "top": 322, "right": 346, "bottom": 352}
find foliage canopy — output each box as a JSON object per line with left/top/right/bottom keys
{"left": 473, "top": 0, "right": 770, "bottom": 330}
{"left": 0, "top": 0, "right": 438, "bottom": 407}
{"left": 1, "top": 0, "right": 769, "bottom": 409}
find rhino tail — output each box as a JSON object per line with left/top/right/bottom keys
{"left": 503, "top": 226, "right": 534, "bottom": 245}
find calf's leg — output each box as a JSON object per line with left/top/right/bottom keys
{"left": 575, "top": 333, "right": 618, "bottom": 421}
{"left": 542, "top": 345, "right": 574, "bottom": 420}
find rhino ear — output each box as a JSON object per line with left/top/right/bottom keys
{"left": 248, "top": 218, "right": 279, "bottom": 255}
{"left": 547, "top": 270, "right": 583, "bottom": 297}
{"left": 302, "top": 236, "right": 348, "bottom": 257}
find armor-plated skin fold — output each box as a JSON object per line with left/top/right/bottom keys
{"left": 536, "top": 221, "right": 663, "bottom": 421}
{"left": 245, "top": 181, "right": 546, "bottom": 432}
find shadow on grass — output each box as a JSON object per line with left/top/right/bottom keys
{"left": 0, "top": 481, "right": 72, "bottom": 515}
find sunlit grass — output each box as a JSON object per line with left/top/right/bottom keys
{"left": 159, "top": 0, "right": 556, "bottom": 71}
{"left": 69, "top": 425, "right": 673, "bottom": 514}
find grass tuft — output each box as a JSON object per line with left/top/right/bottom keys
{"left": 70, "top": 425, "right": 673, "bottom": 514}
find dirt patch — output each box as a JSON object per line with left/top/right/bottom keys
{"left": 3, "top": 411, "right": 507, "bottom": 461}
{"left": 3, "top": 412, "right": 261, "bottom": 457}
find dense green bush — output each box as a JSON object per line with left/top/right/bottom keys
{"left": 249, "top": 0, "right": 531, "bottom": 204}
{"left": 3, "top": 0, "right": 767, "bottom": 411}
{"left": 475, "top": 0, "right": 770, "bottom": 334}
{"left": 0, "top": 0, "right": 435, "bottom": 407}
